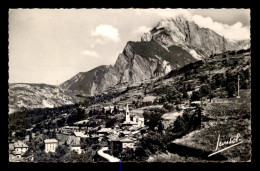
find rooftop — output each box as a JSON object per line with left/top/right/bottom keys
{"left": 107, "top": 134, "right": 120, "bottom": 141}
{"left": 13, "top": 141, "right": 28, "bottom": 148}
{"left": 120, "top": 137, "right": 137, "bottom": 143}
{"left": 44, "top": 139, "right": 58, "bottom": 143}
{"left": 74, "top": 120, "right": 89, "bottom": 125}
{"left": 74, "top": 132, "right": 89, "bottom": 138}
{"left": 97, "top": 128, "right": 112, "bottom": 133}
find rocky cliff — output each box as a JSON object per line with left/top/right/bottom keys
{"left": 143, "top": 16, "right": 250, "bottom": 57}
{"left": 61, "top": 40, "right": 198, "bottom": 95}
{"left": 61, "top": 16, "right": 250, "bottom": 95}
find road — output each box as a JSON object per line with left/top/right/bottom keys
{"left": 97, "top": 147, "right": 120, "bottom": 162}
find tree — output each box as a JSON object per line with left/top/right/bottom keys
{"left": 192, "top": 106, "right": 202, "bottom": 129}
{"left": 15, "top": 128, "right": 26, "bottom": 140}
{"left": 143, "top": 111, "right": 164, "bottom": 133}
{"left": 226, "top": 81, "right": 236, "bottom": 97}
{"left": 171, "top": 108, "right": 202, "bottom": 138}
{"left": 29, "top": 131, "right": 33, "bottom": 142}
{"left": 199, "top": 75, "right": 208, "bottom": 84}
{"left": 190, "top": 91, "right": 200, "bottom": 101}
{"left": 134, "top": 146, "right": 150, "bottom": 161}
{"left": 134, "top": 131, "right": 165, "bottom": 161}
{"left": 212, "top": 73, "right": 225, "bottom": 88}
{"left": 75, "top": 106, "right": 86, "bottom": 122}
{"left": 56, "top": 145, "right": 70, "bottom": 157}
{"left": 105, "top": 118, "right": 117, "bottom": 128}
{"left": 113, "top": 105, "right": 118, "bottom": 114}
{"left": 222, "top": 35, "right": 226, "bottom": 53}
{"left": 182, "top": 90, "right": 189, "bottom": 99}
{"left": 121, "top": 148, "right": 135, "bottom": 161}
{"left": 180, "top": 84, "right": 189, "bottom": 99}
{"left": 199, "top": 84, "right": 210, "bottom": 97}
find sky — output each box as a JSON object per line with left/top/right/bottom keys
{"left": 9, "top": 9, "right": 250, "bottom": 85}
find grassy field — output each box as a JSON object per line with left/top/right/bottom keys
{"left": 147, "top": 151, "right": 206, "bottom": 162}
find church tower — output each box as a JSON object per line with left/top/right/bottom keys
{"left": 125, "top": 103, "right": 130, "bottom": 123}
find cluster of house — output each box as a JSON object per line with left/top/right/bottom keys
{"left": 43, "top": 104, "right": 147, "bottom": 157}
{"left": 91, "top": 104, "right": 125, "bottom": 114}
{"left": 9, "top": 103, "right": 148, "bottom": 162}
{"left": 105, "top": 104, "right": 148, "bottom": 156}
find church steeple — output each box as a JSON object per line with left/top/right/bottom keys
{"left": 125, "top": 103, "right": 130, "bottom": 123}
{"left": 126, "top": 103, "right": 129, "bottom": 113}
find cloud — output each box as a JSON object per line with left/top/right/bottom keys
{"left": 192, "top": 15, "right": 250, "bottom": 40}
{"left": 154, "top": 9, "right": 193, "bottom": 20}
{"left": 135, "top": 9, "right": 193, "bottom": 21}
{"left": 81, "top": 50, "right": 100, "bottom": 58}
{"left": 91, "top": 24, "right": 120, "bottom": 43}
{"left": 90, "top": 38, "right": 105, "bottom": 48}
{"left": 133, "top": 26, "right": 152, "bottom": 34}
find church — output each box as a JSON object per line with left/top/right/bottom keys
{"left": 122, "top": 104, "right": 145, "bottom": 128}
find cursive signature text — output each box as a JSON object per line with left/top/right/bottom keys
{"left": 208, "top": 133, "right": 243, "bottom": 157}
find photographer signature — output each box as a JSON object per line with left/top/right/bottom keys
{"left": 208, "top": 133, "right": 243, "bottom": 157}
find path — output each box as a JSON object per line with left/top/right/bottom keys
{"left": 97, "top": 147, "right": 120, "bottom": 162}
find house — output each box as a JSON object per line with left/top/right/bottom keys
{"left": 61, "top": 126, "right": 86, "bottom": 134}
{"left": 97, "top": 128, "right": 112, "bottom": 136}
{"left": 107, "top": 136, "right": 122, "bottom": 156}
{"left": 108, "top": 136, "right": 137, "bottom": 156}
{"left": 132, "top": 115, "right": 145, "bottom": 127}
{"left": 44, "top": 139, "right": 58, "bottom": 153}
{"left": 14, "top": 141, "right": 29, "bottom": 155}
{"left": 67, "top": 135, "right": 81, "bottom": 145}
{"left": 12, "top": 141, "right": 29, "bottom": 158}
{"left": 103, "top": 105, "right": 115, "bottom": 113}
{"left": 190, "top": 101, "right": 201, "bottom": 107}
{"left": 66, "top": 135, "right": 83, "bottom": 154}
{"left": 70, "top": 145, "right": 82, "bottom": 154}
{"left": 120, "top": 137, "right": 137, "bottom": 149}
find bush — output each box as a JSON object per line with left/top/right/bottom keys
{"left": 199, "top": 75, "right": 208, "bottom": 84}
{"left": 176, "top": 105, "right": 182, "bottom": 111}
{"left": 163, "top": 103, "right": 174, "bottom": 111}
{"left": 190, "top": 91, "right": 200, "bottom": 101}
{"left": 135, "top": 131, "right": 166, "bottom": 160}
{"left": 212, "top": 73, "right": 226, "bottom": 88}
{"left": 199, "top": 84, "right": 210, "bottom": 97}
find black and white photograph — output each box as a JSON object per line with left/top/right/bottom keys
{"left": 8, "top": 8, "right": 251, "bottom": 162}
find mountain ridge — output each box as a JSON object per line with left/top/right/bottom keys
{"left": 61, "top": 16, "right": 250, "bottom": 95}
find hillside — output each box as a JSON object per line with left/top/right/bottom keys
{"left": 61, "top": 65, "right": 113, "bottom": 95}
{"left": 86, "top": 48, "right": 251, "bottom": 162}
{"left": 8, "top": 83, "right": 82, "bottom": 114}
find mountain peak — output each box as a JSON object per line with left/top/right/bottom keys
{"left": 61, "top": 17, "right": 250, "bottom": 95}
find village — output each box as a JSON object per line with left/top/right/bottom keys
{"left": 9, "top": 102, "right": 154, "bottom": 162}
{"left": 8, "top": 49, "right": 251, "bottom": 162}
